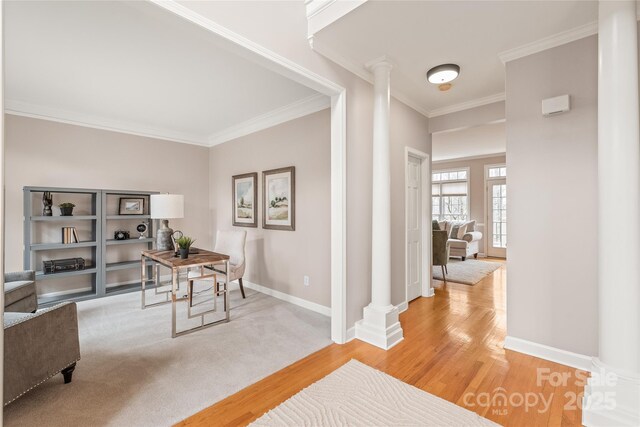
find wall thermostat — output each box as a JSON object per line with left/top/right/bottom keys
{"left": 542, "top": 94, "right": 570, "bottom": 117}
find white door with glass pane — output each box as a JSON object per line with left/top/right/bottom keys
{"left": 487, "top": 178, "right": 507, "bottom": 258}
{"left": 407, "top": 155, "right": 422, "bottom": 301}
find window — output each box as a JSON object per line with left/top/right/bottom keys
{"left": 432, "top": 168, "right": 469, "bottom": 221}
{"left": 488, "top": 166, "right": 506, "bottom": 178}
{"left": 486, "top": 164, "right": 507, "bottom": 252}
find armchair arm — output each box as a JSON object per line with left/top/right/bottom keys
{"left": 4, "top": 302, "right": 80, "bottom": 405}
{"left": 4, "top": 270, "right": 35, "bottom": 283}
{"left": 462, "top": 231, "right": 483, "bottom": 243}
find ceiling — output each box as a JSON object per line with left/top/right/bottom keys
{"left": 312, "top": 1, "right": 599, "bottom": 116}
{"left": 5, "top": 1, "right": 322, "bottom": 146}
{"left": 432, "top": 122, "right": 505, "bottom": 162}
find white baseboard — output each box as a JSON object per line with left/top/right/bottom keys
{"left": 242, "top": 280, "right": 331, "bottom": 317}
{"left": 397, "top": 301, "right": 408, "bottom": 313}
{"left": 504, "top": 336, "right": 592, "bottom": 372}
{"left": 345, "top": 326, "right": 356, "bottom": 342}
{"left": 583, "top": 358, "right": 640, "bottom": 427}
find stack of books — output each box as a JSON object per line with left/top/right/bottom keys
{"left": 62, "top": 227, "right": 80, "bottom": 244}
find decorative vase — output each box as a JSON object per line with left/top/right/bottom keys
{"left": 60, "top": 207, "right": 74, "bottom": 216}
{"left": 179, "top": 248, "right": 189, "bottom": 259}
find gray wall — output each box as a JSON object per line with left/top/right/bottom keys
{"left": 505, "top": 35, "right": 598, "bottom": 356}
{"left": 5, "top": 114, "right": 211, "bottom": 294}
{"left": 209, "top": 109, "right": 331, "bottom": 307}
{"left": 433, "top": 154, "right": 507, "bottom": 255}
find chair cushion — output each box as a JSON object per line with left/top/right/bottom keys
{"left": 447, "top": 239, "right": 468, "bottom": 250}
{"left": 3, "top": 311, "right": 33, "bottom": 328}
{"left": 4, "top": 280, "right": 36, "bottom": 307}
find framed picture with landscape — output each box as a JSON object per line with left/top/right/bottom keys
{"left": 232, "top": 172, "right": 258, "bottom": 227}
{"left": 119, "top": 197, "right": 145, "bottom": 215}
{"left": 263, "top": 166, "right": 295, "bottom": 231}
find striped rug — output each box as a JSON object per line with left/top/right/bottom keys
{"left": 251, "top": 359, "right": 500, "bottom": 426}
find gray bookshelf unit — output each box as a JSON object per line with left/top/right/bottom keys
{"left": 23, "top": 187, "right": 159, "bottom": 306}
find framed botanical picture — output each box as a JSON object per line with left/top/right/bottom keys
{"left": 232, "top": 172, "right": 258, "bottom": 227}
{"left": 263, "top": 166, "right": 295, "bottom": 231}
{"left": 119, "top": 197, "right": 145, "bottom": 215}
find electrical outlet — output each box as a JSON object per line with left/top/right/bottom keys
{"left": 304, "top": 275, "right": 310, "bottom": 286}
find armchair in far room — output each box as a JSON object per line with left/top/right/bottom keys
{"left": 432, "top": 229, "right": 450, "bottom": 283}
{"left": 4, "top": 270, "right": 37, "bottom": 313}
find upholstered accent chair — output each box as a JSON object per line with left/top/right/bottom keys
{"left": 4, "top": 270, "right": 37, "bottom": 313}
{"left": 432, "top": 230, "right": 450, "bottom": 283}
{"left": 4, "top": 302, "right": 80, "bottom": 405}
{"left": 213, "top": 230, "right": 247, "bottom": 298}
{"left": 188, "top": 230, "right": 247, "bottom": 308}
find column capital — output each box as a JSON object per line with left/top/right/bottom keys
{"left": 365, "top": 55, "right": 394, "bottom": 72}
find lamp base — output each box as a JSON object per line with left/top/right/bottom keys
{"left": 156, "top": 220, "right": 174, "bottom": 251}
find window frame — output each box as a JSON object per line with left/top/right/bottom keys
{"left": 432, "top": 167, "right": 470, "bottom": 222}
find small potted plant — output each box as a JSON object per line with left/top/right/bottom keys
{"left": 59, "top": 202, "right": 76, "bottom": 216}
{"left": 176, "top": 236, "right": 195, "bottom": 259}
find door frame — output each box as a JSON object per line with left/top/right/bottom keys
{"left": 484, "top": 164, "right": 507, "bottom": 258}
{"left": 404, "top": 147, "right": 433, "bottom": 310}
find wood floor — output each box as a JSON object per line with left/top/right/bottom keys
{"left": 178, "top": 260, "right": 586, "bottom": 426}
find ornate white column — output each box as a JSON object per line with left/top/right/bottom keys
{"left": 355, "top": 57, "right": 403, "bottom": 350}
{"left": 583, "top": 2, "right": 640, "bottom": 425}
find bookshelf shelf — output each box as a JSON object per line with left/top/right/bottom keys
{"left": 36, "top": 267, "right": 98, "bottom": 280}
{"left": 106, "top": 238, "right": 154, "bottom": 246}
{"left": 30, "top": 215, "right": 98, "bottom": 221}
{"left": 106, "top": 215, "right": 151, "bottom": 220}
{"left": 30, "top": 241, "right": 98, "bottom": 251}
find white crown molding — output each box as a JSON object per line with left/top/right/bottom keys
{"left": 5, "top": 95, "right": 331, "bottom": 149}
{"left": 504, "top": 336, "right": 593, "bottom": 372}
{"left": 310, "top": 38, "right": 431, "bottom": 117}
{"left": 432, "top": 151, "right": 506, "bottom": 164}
{"left": 499, "top": 21, "right": 598, "bottom": 64}
{"left": 5, "top": 99, "right": 210, "bottom": 146}
{"left": 427, "top": 93, "right": 506, "bottom": 118}
{"left": 208, "top": 94, "right": 330, "bottom": 146}
{"left": 306, "top": 0, "right": 367, "bottom": 37}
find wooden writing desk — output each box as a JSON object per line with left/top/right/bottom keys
{"left": 141, "top": 249, "right": 230, "bottom": 337}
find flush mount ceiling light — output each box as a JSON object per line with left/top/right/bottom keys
{"left": 426, "top": 64, "right": 460, "bottom": 84}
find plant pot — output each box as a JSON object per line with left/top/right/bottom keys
{"left": 179, "top": 248, "right": 189, "bottom": 259}
{"left": 60, "top": 207, "right": 74, "bottom": 216}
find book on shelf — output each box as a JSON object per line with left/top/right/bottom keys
{"left": 62, "top": 227, "right": 79, "bottom": 244}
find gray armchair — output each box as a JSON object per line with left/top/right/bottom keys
{"left": 4, "top": 270, "right": 37, "bottom": 313}
{"left": 4, "top": 302, "right": 80, "bottom": 405}
{"left": 433, "top": 230, "right": 450, "bottom": 283}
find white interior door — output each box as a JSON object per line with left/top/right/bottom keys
{"left": 407, "top": 155, "right": 422, "bottom": 301}
{"left": 487, "top": 179, "right": 507, "bottom": 258}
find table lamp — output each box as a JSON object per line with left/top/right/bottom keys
{"left": 150, "top": 194, "right": 184, "bottom": 251}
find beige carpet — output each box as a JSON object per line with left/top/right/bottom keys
{"left": 251, "top": 359, "right": 500, "bottom": 426}
{"left": 433, "top": 259, "right": 502, "bottom": 285}
{"left": 4, "top": 284, "right": 331, "bottom": 426}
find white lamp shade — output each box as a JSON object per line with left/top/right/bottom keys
{"left": 150, "top": 194, "right": 184, "bottom": 219}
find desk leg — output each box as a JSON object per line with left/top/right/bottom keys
{"left": 171, "top": 268, "right": 178, "bottom": 338}
{"left": 141, "top": 255, "right": 146, "bottom": 309}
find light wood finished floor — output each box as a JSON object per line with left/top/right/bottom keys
{"left": 178, "top": 260, "right": 587, "bottom": 426}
